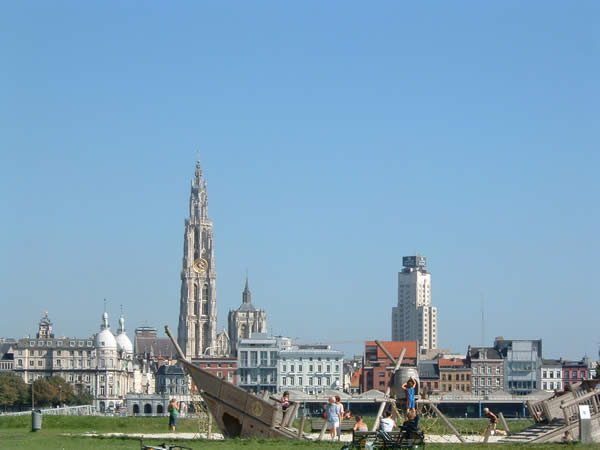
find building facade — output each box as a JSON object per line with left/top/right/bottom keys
{"left": 361, "top": 341, "right": 418, "bottom": 393}
{"left": 237, "top": 334, "right": 291, "bottom": 393}
{"left": 191, "top": 356, "right": 238, "bottom": 385}
{"left": 392, "top": 256, "right": 438, "bottom": 350}
{"left": 228, "top": 278, "right": 267, "bottom": 357}
{"left": 562, "top": 359, "right": 589, "bottom": 387}
{"left": 541, "top": 359, "right": 563, "bottom": 392}
{"left": 466, "top": 346, "right": 504, "bottom": 396}
{"left": 12, "top": 311, "right": 135, "bottom": 412}
{"left": 438, "top": 359, "right": 472, "bottom": 394}
{"left": 495, "top": 338, "right": 542, "bottom": 395}
{"left": 278, "top": 345, "right": 344, "bottom": 394}
{"left": 177, "top": 160, "right": 219, "bottom": 358}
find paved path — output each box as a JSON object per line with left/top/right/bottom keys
{"left": 75, "top": 431, "right": 502, "bottom": 444}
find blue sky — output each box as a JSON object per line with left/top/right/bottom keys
{"left": 1, "top": 2, "right": 598, "bottom": 360}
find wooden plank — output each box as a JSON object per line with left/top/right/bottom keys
{"left": 297, "top": 415, "right": 306, "bottom": 440}
{"left": 498, "top": 412, "right": 511, "bottom": 436}
{"left": 318, "top": 420, "right": 328, "bottom": 440}
{"left": 429, "top": 402, "right": 466, "bottom": 443}
{"left": 372, "top": 347, "right": 406, "bottom": 431}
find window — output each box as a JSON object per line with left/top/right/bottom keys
{"left": 46, "top": 341, "right": 52, "bottom": 347}
{"left": 29, "top": 360, "right": 34, "bottom": 366}
{"left": 335, "top": 364, "right": 340, "bottom": 372}
{"left": 318, "top": 365, "right": 322, "bottom": 372}
{"left": 18, "top": 359, "right": 23, "bottom": 366}
{"left": 379, "top": 372, "right": 386, "bottom": 377}
{"left": 290, "top": 365, "right": 295, "bottom": 373}
{"left": 69, "top": 341, "right": 75, "bottom": 347}
{"left": 38, "top": 341, "right": 44, "bottom": 346}
{"left": 298, "top": 376, "right": 303, "bottom": 385}
{"left": 549, "top": 371, "right": 554, "bottom": 378}
{"left": 496, "top": 367, "right": 500, "bottom": 375}
{"left": 37, "top": 360, "right": 43, "bottom": 367}
{"left": 543, "top": 382, "right": 547, "bottom": 390}
{"left": 240, "top": 351, "right": 248, "bottom": 366}
{"left": 217, "top": 372, "right": 222, "bottom": 378}
{"left": 260, "top": 351, "right": 268, "bottom": 366}
{"left": 87, "top": 341, "right": 92, "bottom": 346}
{"left": 78, "top": 341, "right": 84, "bottom": 346}
{"left": 282, "top": 377, "right": 286, "bottom": 385}
{"left": 543, "top": 370, "right": 547, "bottom": 379}
{"left": 298, "top": 365, "right": 303, "bottom": 372}
{"left": 289, "top": 376, "right": 294, "bottom": 386}
{"left": 250, "top": 352, "right": 258, "bottom": 367}
{"left": 309, "top": 377, "right": 313, "bottom": 386}
{"left": 326, "top": 365, "right": 331, "bottom": 372}
{"left": 30, "top": 341, "right": 35, "bottom": 346}
{"left": 282, "top": 365, "right": 287, "bottom": 373}
{"left": 309, "top": 365, "right": 313, "bottom": 372}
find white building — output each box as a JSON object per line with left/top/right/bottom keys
{"left": 237, "top": 334, "right": 291, "bottom": 393}
{"left": 541, "top": 359, "right": 563, "bottom": 392}
{"left": 12, "top": 310, "right": 135, "bottom": 412}
{"left": 278, "top": 345, "right": 344, "bottom": 394}
{"left": 392, "top": 255, "right": 438, "bottom": 350}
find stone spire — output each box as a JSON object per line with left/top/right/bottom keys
{"left": 242, "top": 275, "right": 251, "bottom": 305}
{"left": 178, "top": 159, "right": 218, "bottom": 358}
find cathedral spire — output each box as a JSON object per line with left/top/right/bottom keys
{"left": 242, "top": 275, "right": 251, "bottom": 304}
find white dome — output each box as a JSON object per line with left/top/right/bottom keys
{"left": 95, "top": 328, "right": 117, "bottom": 349}
{"left": 116, "top": 332, "right": 133, "bottom": 353}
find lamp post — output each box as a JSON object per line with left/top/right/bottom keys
{"left": 58, "top": 386, "right": 62, "bottom": 406}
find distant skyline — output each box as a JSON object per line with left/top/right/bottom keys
{"left": 1, "top": 2, "right": 599, "bottom": 360}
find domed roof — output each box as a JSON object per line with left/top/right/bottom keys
{"left": 116, "top": 332, "right": 133, "bottom": 353}
{"left": 94, "top": 310, "right": 117, "bottom": 349}
{"left": 95, "top": 328, "right": 117, "bottom": 349}
{"left": 115, "top": 313, "right": 133, "bottom": 353}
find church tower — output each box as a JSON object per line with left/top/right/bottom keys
{"left": 228, "top": 277, "right": 267, "bottom": 357}
{"left": 177, "top": 160, "right": 218, "bottom": 358}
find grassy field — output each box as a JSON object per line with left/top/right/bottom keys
{"left": 0, "top": 415, "right": 598, "bottom": 450}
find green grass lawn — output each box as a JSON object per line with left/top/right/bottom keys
{"left": 0, "top": 415, "right": 598, "bottom": 450}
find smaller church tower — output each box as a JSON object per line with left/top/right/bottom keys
{"left": 228, "top": 277, "right": 267, "bottom": 357}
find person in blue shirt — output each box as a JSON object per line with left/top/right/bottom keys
{"left": 324, "top": 396, "right": 341, "bottom": 440}
{"left": 401, "top": 376, "right": 418, "bottom": 414}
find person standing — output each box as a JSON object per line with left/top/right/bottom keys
{"left": 335, "top": 395, "right": 344, "bottom": 441}
{"left": 401, "top": 376, "right": 418, "bottom": 414}
{"left": 325, "top": 396, "right": 341, "bottom": 440}
{"left": 168, "top": 398, "right": 179, "bottom": 432}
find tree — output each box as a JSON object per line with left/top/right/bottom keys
{"left": 0, "top": 373, "right": 28, "bottom": 406}
{"left": 595, "top": 362, "right": 600, "bottom": 380}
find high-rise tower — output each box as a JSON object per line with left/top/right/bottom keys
{"left": 177, "top": 161, "right": 217, "bottom": 358}
{"left": 392, "top": 255, "right": 438, "bottom": 350}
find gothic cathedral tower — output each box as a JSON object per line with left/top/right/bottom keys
{"left": 177, "top": 161, "right": 217, "bottom": 358}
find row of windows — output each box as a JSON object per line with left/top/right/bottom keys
{"left": 281, "top": 376, "right": 340, "bottom": 386}
{"left": 19, "top": 358, "right": 117, "bottom": 368}
{"left": 542, "top": 370, "right": 561, "bottom": 379}
{"left": 442, "top": 384, "right": 470, "bottom": 392}
{"left": 281, "top": 364, "right": 340, "bottom": 374}
{"left": 19, "top": 350, "right": 94, "bottom": 357}
{"left": 473, "top": 377, "right": 500, "bottom": 386}
{"left": 474, "top": 366, "right": 501, "bottom": 375}
{"left": 28, "top": 340, "right": 93, "bottom": 348}
{"left": 441, "top": 373, "right": 471, "bottom": 381}
{"left": 543, "top": 381, "right": 562, "bottom": 390}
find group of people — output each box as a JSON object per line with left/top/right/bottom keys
{"left": 319, "top": 375, "right": 421, "bottom": 441}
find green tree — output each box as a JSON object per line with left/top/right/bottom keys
{"left": 595, "top": 362, "right": 600, "bottom": 379}
{"left": 72, "top": 384, "right": 93, "bottom": 405}
{"left": 0, "top": 373, "right": 28, "bottom": 406}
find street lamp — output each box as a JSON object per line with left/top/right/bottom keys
{"left": 58, "top": 386, "right": 62, "bottom": 406}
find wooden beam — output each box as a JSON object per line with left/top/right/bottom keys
{"left": 375, "top": 340, "right": 398, "bottom": 366}
{"left": 429, "top": 402, "right": 466, "bottom": 443}
{"left": 371, "top": 348, "right": 406, "bottom": 431}
{"left": 498, "top": 412, "right": 511, "bottom": 436}
{"left": 297, "top": 415, "right": 306, "bottom": 439}
{"left": 318, "top": 420, "right": 328, "bottom": 440}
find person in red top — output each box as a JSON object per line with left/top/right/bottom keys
{"left": 281, "top": 391, "right": 290, "bottom": 411}
{"left": 483, "top": 408, "right": 498, "bottom": 435}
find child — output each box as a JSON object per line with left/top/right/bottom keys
{"left": 281, "top": 391, "right": 290, "bottom": 411}
{"left": 380, "top": 410, "right": 396, "bottom": 432}
{"left": 401, "top": 376, "right": 418, "bottom": 414}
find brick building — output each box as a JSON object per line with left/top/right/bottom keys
{"left": 361, "top": 341, "right": 417, "bottom": 393}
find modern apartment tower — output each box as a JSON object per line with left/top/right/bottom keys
{"left": 392, "top": 255, "right": 438, "bottom": 350}
{"left": 177, "top": 160, "right": 218, "bottom": 358}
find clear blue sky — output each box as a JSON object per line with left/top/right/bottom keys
{"left": 1, "top": 2, "right": 598, "bottom": 360}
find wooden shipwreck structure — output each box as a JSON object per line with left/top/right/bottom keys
{"left": 165, "top": 326, "right": 305, "bottom": 439}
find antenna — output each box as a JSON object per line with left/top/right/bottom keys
{"left": 480, "top": 294, "right": 485, "bottom": 347}
{"left": 104, "top": 298, "right": 107, "bottom": 313}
